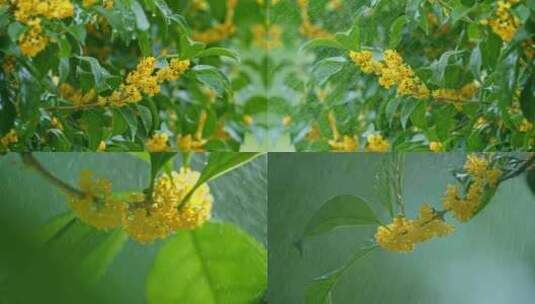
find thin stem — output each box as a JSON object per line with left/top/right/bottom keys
{"left": 20, "top": 153, "right": 85, "bottom": 198}
{"left": 500, "top": 154, "right": 535, "bottom": 183}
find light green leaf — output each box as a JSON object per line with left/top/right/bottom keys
{"left": 194, "top": 47, "right": 240, "bottom": 61}
{"left": 181, "top": 153, "right": 261, "bottom": 206}
{"left": 389, "top": 15, "right": 406, "bottom": 49}
{"left": 312, "top": 57, "right": 347, "bottom": 86}
{"left": 146, "top": 222, "right": 267, "bottom": 304}
{"left": 303, "top": 195, "right": 379, "bottom": 238}
{"left": 79, "top": 229, "right": 128, "bottom": 285}
{"left": 300, "top": 38, "right": 346, "bottom": 53}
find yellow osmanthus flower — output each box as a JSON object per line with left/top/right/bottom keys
{"left": 350, "top": 50, "right": 430, "bottom": 99}
{"left": 1, "top": 129, "right": 18, "bottom": 148}
{"left": 97, "top": 140, "right": 107, "bottom": 151}
{"left": 18, "top": 19, "right": 49, "bottom": 57}
{"left": 69, "top": 170, "right": 127, "bottom": 230}
{"left": 429, "top": 141, "right": 444, "bottom": 152}
{"left": 481, "top": 0, "right": 521, "bottom": 42}
{"left": 59, "top": 83, "right": 96, "bottom": 106}
{"left": 326, "top": 0, "right": 343, "bottom": 11}
{"left": 366, "top": 134, "right": 390, "bottom": 152}
{"left": 100, "top": 57, "right": 190, "bottom": 107}
{"left": 375, "top": 204, "right": 454, "bottom": 252}
{"left": 145, "top": 133, "right": 169, "bottom": 152}
{"left": 178, "top": 110, "right": 208, "bottom": 152}
{"left": 442, "top": 154, "right": 502, "bottom": 222}
{"left": 251, "top": 24, "right": 283, "bottom": 49}
{"left": 192, "top": 0, "right": 237, "bottom": 43}
{"left": 432, "top": 81, "right": 480, "bottom": 106}
{"left": 2, "top": 55, "right": 16, "bottom": 74}
{"left": 13, "top": 0, "right": 74, "bottom": 23}
{"left": 519, "top": 119, "right": 533, "bottom": 133}
{"left": 191, "top": 0, "right": 209, "bottom": 11}
{"left": 243, "top": 115, "right": 254, "bottom": 126}
{"left": 13, "top": 0, "right": 74, "bottom": 57}
{"left": 124, "top": 168, "right": 213, "bottom": 243}
{"left": 282, "top": 115, "right": 292, "bottom": 127}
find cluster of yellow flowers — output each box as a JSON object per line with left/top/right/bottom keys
{"left": 11, "top": 0, "right": 74, "bottom": 57}
{"left": 124, "top": 168, "right": 213, "bottom": 243}
{"left": 297, "top": 0, "right": 333, "bottom": 39}
{"left": 69, "top": 171, "right": 127, "bottom": 230}
{"left": 0, "top": 129, "right": 18, "bottom": 149}
{"left": 69, "top": 168, "right": 213, "bottom": 244}
{"left": 192, "top": 0, "right": 238, "bottom": 43}
{"left": 480, "top": 0, "right": 521, "bottom": 42}
{"left": 366, "top": 134, "right": 390, "bottom": 152}
{"left": 327, "top": 111, "right": 357, "bottom": 152}
{"left": 59, "top": 83, "right": 96, "bottom": 106}
{"left": 251, "top": 24, "right": 283, "bottom": 50}
{"left": 350, "top": 50, "right": 481, "bottom": 104}
{"left": 375, "top": 204, "right": 454, "bottom": 252}
{"left": 145, "top": 133, "right": 169, "bottom": 152}
{"left": 190, "top": 0, "right": 209, "bottom": 11}
{"left": 432, "top": 82, "right": 480, "bottom": 103}
{"left": 99, "top": 57, "right": 190, "bottom": 107}
{"left": 350, "top": 50, "right": 430, "bottom": 100}
{"left": 442, "top": 154, "right": 502, "bottom": 222}
{"left": 375, "top": 154, "right": 506, "bottom": 253}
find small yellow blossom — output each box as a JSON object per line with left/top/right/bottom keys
{"left": 366, "top": 134, "right": 390, "bottom": 152}
{"left": 519, "top": 119, "right": 533, "bottom": 133}
{"left": 375, "top": 204, "right": 454, "bottom": 252}
{"left": 97, "top": 141, "right": 107, "bottom": 151}
{"left": 124, "top": 168, "right": 213, "bottom": 243}
{"left": 429, "top": 141, "right": 444, "bottom": 152}
{"left": 1, "top": 129, "right": 18, "bottom": 148}
{"left": 145, "top": 133, "right": 169, "bottom": 152}
{"left": 18, "top": 19, "right": 49, "bottom": 57}
{"left": 69, "top": 171, "right": 127, "bottom": 230}
{"left": 486, "top": 0, "right": 521, "bottom": 42}
{"left": 329, "top": 135, "right": 358, "bottom": 152}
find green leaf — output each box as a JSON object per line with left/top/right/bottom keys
{"left": 79, "top": 229, "right": 128, "bottom": 285}
{"left": 181, "top": 153, "right": 261, "bottom": 206}
{"left": 7, "top": 22, "right": 25, "bottom": 43}
{"left": 150, "top": 152, "right": 177, "bottom": 183}
{"left": 303, "top": 195, "right": 379, "bottom": 239}
{"left": 469, "top": 45, "right": 482, "bottom": 79}
{"left": 521, "top": 71, "right": 535, "bottom": 123}
{"left": 131, "top": 0, "right": 150, "bottom": 31}
{"left": 75, "top": 56, "right": 112, "bottom": 93}
{"left": 191, "top": 65, "right": 230, "bottom": 95}
{"left": 180, "top": 34, "right": 206, "bottom": 59}
{"left": 312, "top": 57, "right": 347, "bottom": 86}
{"left": 305, "top": 245, "right": 377, "bottom": 304}
{"left": 194, "top": 47, "right": 240, "bottom": 61}
{"left": 389, "top": 15, "right": 406, "bottom": 49}
{"left": 45, "top": 220, "right": 127, "bottom": 286}
{"left": 300, "top": 38, "right": 345, "bottom": 53}
{"left": 33, "top": 211, "right": 76, "bottom": 245}
{"left": 146, "top": 222, "right": 267, "bottom": 304}
{"left": 335, "top": 18, "right": 360, "bottom": 50}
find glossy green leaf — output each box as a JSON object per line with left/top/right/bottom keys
{"left": 303, "top": 195, "right": 379, "bottom": 239}
{"left": 146, "top": 222, "right": 267, "bottom": 304}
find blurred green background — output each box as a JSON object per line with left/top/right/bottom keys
{"left": 268, "top": 153, "right": 535, "bottom": 304}
{"left": 0, "top": 153, "right": 267, "bottom": 304}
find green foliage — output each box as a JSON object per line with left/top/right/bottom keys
{"left": 147, "top": 222, "right": 267, "bottom": 304}
{"left": 0, "top": 0, "right": 270, "bottom": 151}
